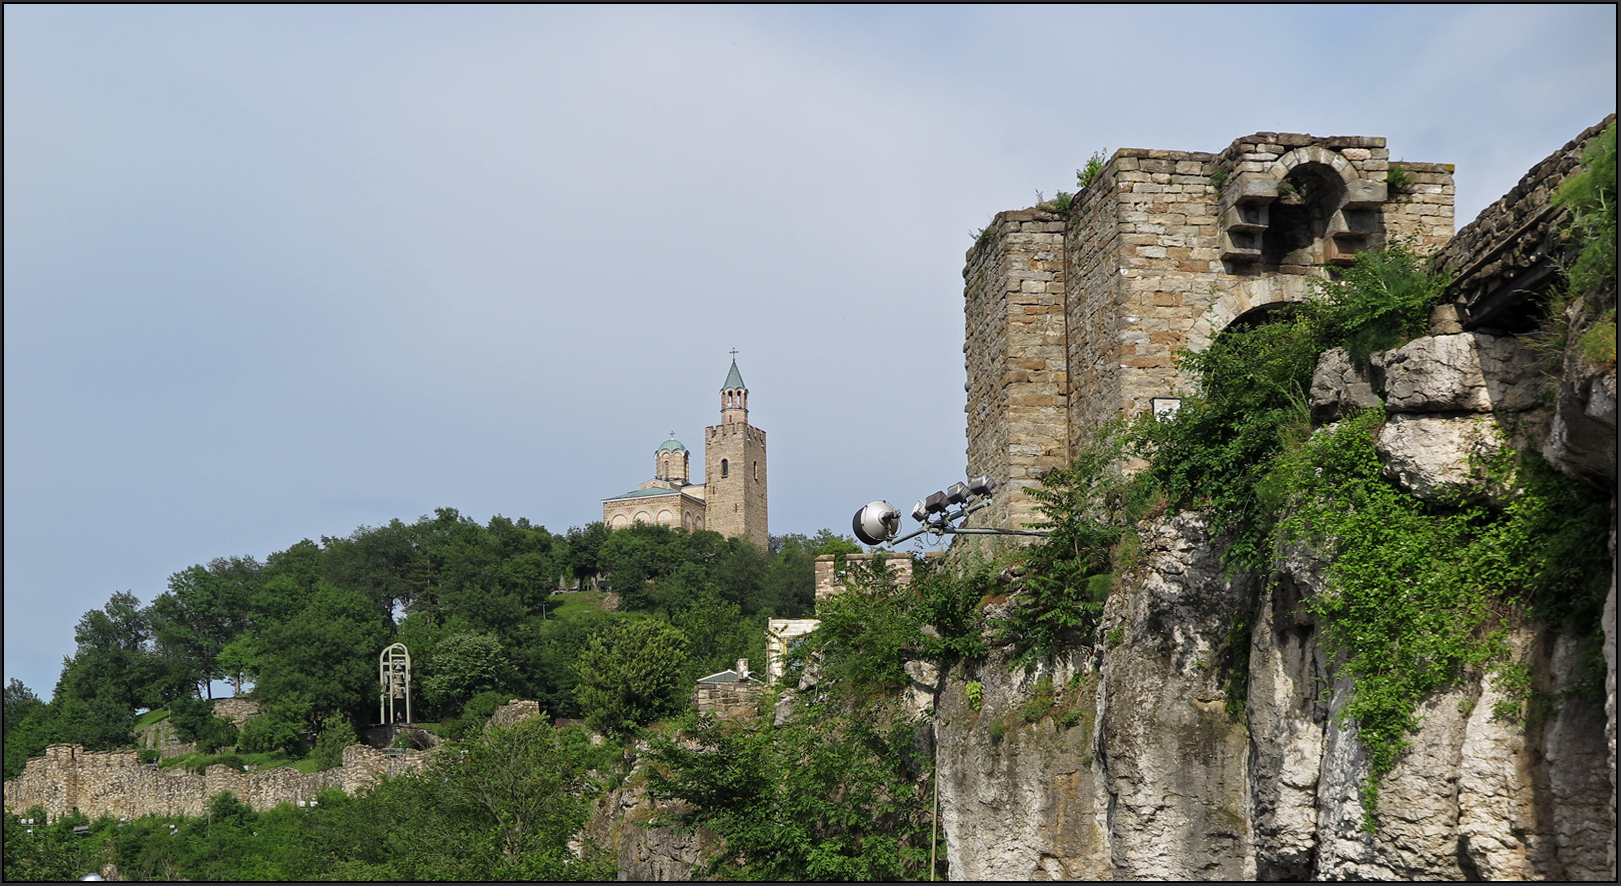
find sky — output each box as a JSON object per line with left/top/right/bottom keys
{"left": 5, "top": 5, "right": 1615, "bottom": 701}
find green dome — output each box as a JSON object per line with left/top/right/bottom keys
{"left": 657, "top": 438, "right": 687, "bottom": 452}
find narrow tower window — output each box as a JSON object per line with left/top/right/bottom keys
{"left": 721, "top": 459, "right": 729, "bottom": 478}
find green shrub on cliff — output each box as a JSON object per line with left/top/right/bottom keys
{"left": 1553, "top": 120, "right": 1617, "bottom": 304}
{"left": 1112, "top": 242, "right": 1610, "bottom": 830}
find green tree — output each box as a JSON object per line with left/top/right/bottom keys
{"left": 563, "top": 522, "right": 610, "bottom": 589}
{"left": 364, "top": 717, "right": 616, "bottom": 880}
{"left": 423, "top": 631, "right": 514, "bottom": 717}
{"left": 3, "top": 810, "right": 93, "bottom": 881}
{"left": 251, "top": 581, "right": 393, "bottom": 727}
{"left": 3, "top": 679, "right": 44, "bottom": 737}
{"left": 322, "top": 519, "right": 427, "bottom": 619}
{"left": 574, "top": 619, "right": 689, "bottom": 737}
{"left": 53, "top": 591, "right": 156, "bottom": 712}
{"left": 236, "top": 695, "right": 310, "bottom": 757}
{"left": 150, "top": 565, "right": 253, "bottom": 698}
{"left": 311, "top": 711, "right": 358, "bottom": 771}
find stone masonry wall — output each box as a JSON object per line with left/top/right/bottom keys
{"left": 135, "top": 697, "right": 263, "bottom": 761}
{"left": 966, "top": 132, "right": 1456, "bottom": 531}
{"left": 692, "top": 682, "right": 763, "bottom": 720}
{"left": 1434, "top": 114, "right": 1616, "bottom": 330}
{"left": 4, "top": 743, "right": 433, "bottom": 822}
{"left": 963, "top": 209, "right": 1069, "bottom": 536}
{"left": 812, "top": 552, "right": 920, "bottom": 601}
{"left": 1062, "top": 157, "right": 1128, "bottom": 461}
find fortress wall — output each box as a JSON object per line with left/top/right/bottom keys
{"left": 812, "top": 552, "right": 917, "bottom": 600}
{"left": 968, "top": 131, "right": 1456, "bottom": 532}
{"left": 3, "top": 743, "right": 432, "bottom": 822}
{"left": 963, "top": 209, "right": 1068, "bottom": 534}
{"left": 692, "top": 682, "right": 762, "bottom": 720}
{"left": 1096, "top": 148, "right": 1224, "bottom": 436}
{"left": 1434, "top": 114, "right": 1614, "bottom": 319}
{"left": 1383, "top": 161, "right": 1457, "bottom": 252}
{"left": 1064, "top": 156, "right": 1128, "bottom": 451}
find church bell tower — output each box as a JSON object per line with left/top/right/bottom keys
{"left": 704, "top": 358, "right": 768, "bottom": 549}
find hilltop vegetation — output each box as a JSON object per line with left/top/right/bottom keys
{"left": 4, "top": 511, "right": 860, "bottom": 780}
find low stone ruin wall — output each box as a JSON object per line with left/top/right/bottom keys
{"left": 693, "top": 682, "right": 763, "bottom": 720}
{"left": 3, "top": 742, "right": 434, "bottom": 822}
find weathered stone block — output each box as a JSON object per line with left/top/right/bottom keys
{"left": 1379, "top": 333, "right": 1541, "bottom": 413}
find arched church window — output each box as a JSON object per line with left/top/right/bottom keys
{"left": 721, "top": 459, "right": 729, "bottom": 478}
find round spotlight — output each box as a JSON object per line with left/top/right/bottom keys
{"left": 852, "top": 500, "right": 901, "bottom": 545}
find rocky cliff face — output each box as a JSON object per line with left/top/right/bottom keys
{"left": 932, "top": 330, "right": 1616, "bottom": 881}
{"left": 572, "top": 330, "right": 1615, "bottom": 883}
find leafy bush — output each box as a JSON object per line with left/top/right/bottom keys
{"left": 236, "top": 699, "right": 308, "bottom": 758}
{"left": 998, "top": 421, "right": 1141, "bottom": 665}
{"left": 1553, "top": 120, "right": 1616, "bottom": 303}
{"left": 1077, "top": 150, "right": 1107, "bottom": 189}
{"left": 1273, "top": 410, "right": 1610, "bottom": 827}
{"left": 1385, "top": 162, "right": 1412, "bottom": 192}
{"left": 1019, "top": 676, "right": 1055, "bottom": 723}
{"left": 913, "top": 558, "right": 990, "bottom": 662}
{"left": 460, "top": 689, "right": 516, "bottom": 726}
{"left": 782, "top": 555, "right": 923, "bottom": 696}
{"left": 311, "top": 712, "right": 357, "bottom": 771}
{"left": 647, "top": 701, "right": 934, "bottom": 882}
{"left": 1577, "top": 312, "right": 1616, "bottom": 366}
{"left": 1137, "top": 243, "right": 1445, "bottom": 571}
{"left": 573, "top": 619, "right": 689, "bottom": 738}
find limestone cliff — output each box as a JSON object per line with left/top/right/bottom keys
{"left": 930, "top": 329, "right": 1616, "bottom": 881}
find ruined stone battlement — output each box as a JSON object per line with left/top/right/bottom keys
{"left": 3, "top": 742, "right": 433, "bottom": 822}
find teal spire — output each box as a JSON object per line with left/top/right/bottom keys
{"left": 721, "top": 359, "right": 747, "bottom": 392}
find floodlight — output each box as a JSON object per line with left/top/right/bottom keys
{"left": 852, "top": 500, "right": 902, "bottom": 545}
{"left": 945, "top": 482, "right": 969, "bottom": 505}
{"left": 911, "top": 500, "right": 929, "bottom": 522}
{"left": 924, "top": 491, "right": 948, "bottom": 514}
{"left": 967, "top": 474, "right": 997, "bottom": 496}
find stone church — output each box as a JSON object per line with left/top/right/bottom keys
{"left": 601, "top": 360, "right": 769, "bottom": 549}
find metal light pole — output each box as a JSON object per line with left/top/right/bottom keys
{"left": 851, "top": 474, "right": 1051, "bottom": 547}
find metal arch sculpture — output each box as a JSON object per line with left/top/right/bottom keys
{"left": 379, "top": 643, "right": 412, "bottom": 726}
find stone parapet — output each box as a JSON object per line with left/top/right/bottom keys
{"left": 489, "top": 699, "right": 545, "bottom": 728}
{"left": 1433, "top": 114, "right": 1615, "bottom": 331}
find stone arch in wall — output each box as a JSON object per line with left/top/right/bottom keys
{"left": 1270, "top": 146, "right": 1381, "bottom": 265}
{"left": 1221, "top": 144, "right": 1384, "bottom": 269}
{"left": 1185, "top": 274, "right": 1319, "bottom": 356}
{"left": 611, "top": 514, "right": 629, "bottom": 529}
{"left": 657, "top": 509, "right": 674, "bottom": 525}
{"left": 1262, "top": 161, "right": 1346, "bottom": 265}
{"left": 633, "top": 510, "right": 651, "bottom": 524}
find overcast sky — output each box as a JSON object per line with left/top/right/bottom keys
{"left": 5, "top": 5, "right": 1615, "bottom": 701}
